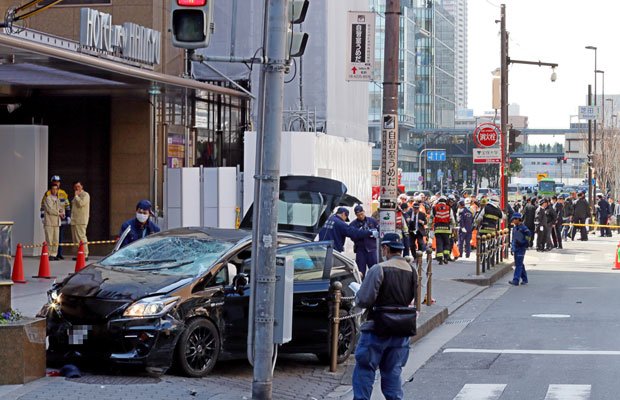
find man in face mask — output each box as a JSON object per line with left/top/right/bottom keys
{"left": 118, "top": 199, "right": 161, "bottom": 248}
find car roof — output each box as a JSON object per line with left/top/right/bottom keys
{"left": 154, "top": 226, "right": 310, "bottom": 244}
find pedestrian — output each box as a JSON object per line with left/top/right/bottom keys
{"left": 562, "top": 195, "right": 574, "bottom": 240}
{"left": 546, "top": 197, "right": 558, "bottom": 249}
{"left": 319, "top": 207, "right": 376, "bottom": 253}
{"left": 552, "top": 196, "right": 564, "bottom": 249}
{"left": 70, "top": 181, "right": 90, "bottom": 260}
{"left": 42, "top": 183, "right": 63, "bottom": 261}
{"left": 352, "top": 232, "right": 417, "bottom": 400}
{"left": 457, "top": 199, "right": 474, "bottom": 258}
{"left": 597, "top": 194, "right": 612, "bottom": 237}
{"left": 523, "top": 197, "right": 537, "bottom": 247}
{"left": 408, "top": 202, "right": 428, "bottom": 255}
{"left": 397, "top": 194, "right": 411, "bottom": 256}
{"left": 535, "top": 198, "right": 550, "bottom": 251}
{"left": 571, "top": 192, "right": 590, "bottom": 241}
{"left": 430, "top": 196, "right": 455, "bottom": 264}
{"left": 349, "top": 205, "right": 380, "bottom": 277}
{"left": 119, "top": 200, "right": 161, "bottom": 248}
{"left": 508, "top": 213, "right": 531, "bottom": 286}
{"left": 41, "top": 175, "right": 70, "bottom": 259}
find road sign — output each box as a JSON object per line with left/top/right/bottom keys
{"left": 380, "top": 199, "right": 396, "bottom": 209}
{"left": 578, "top": 105, "right": 600, "bottom": 120}
{"left": 473, "top": 148, "right": 501, "bottom": 164}
{"left": 380, "top": 114, "right": 398, "bottom": 201}
{"left": 346, "top": 12, "right": 376, "bottom": 81}
{"left": 427, "top": 150, "right": 446, "bottom": 162}
{"left": 473, "top": 123, "right": 500, "bottom": 148}
{"left": 378, "top": 210, "right": 396, "bottom": 237}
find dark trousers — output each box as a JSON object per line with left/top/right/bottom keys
{"left": 553, "top": 225, "right": 563, "bottom": 248}
{"left": 458, "top": 229, "right": 472, "bottom": 257}
{"left": 511, "top": 252, "right": 528, "bottom": 284}
{"left": 525, "top": 224, "right": 535, "bottom": 247}
{"left": 401, "top": 234, "right": 411, "bottom": 257}
{"left": 571, "top": 217, "right": 588, "bottom": 240}
{"left": 410, "top": 232, "right": 426, "bottom": 254}
{"left": 599, "top": 218, "right": 612, "bottom": 236}
{"left": 536, "top": 226, "right": 548, "bottom": 250}
{"left": 435, "top": 233, "right": 451, "bottom": 260}
{"left": 355, "top": 250, "right": 378, "bottom": 276}
{"left": 58, "top": 225, "right": 66, "bottom": 256}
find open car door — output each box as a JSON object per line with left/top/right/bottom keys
{"left": 240, "top": 176, "right": 362, "bottom": 239}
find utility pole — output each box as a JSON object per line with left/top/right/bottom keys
{"left": 378, "top": 0, "right": 401, "bottom": 233}
{"left": 588, "top": 84, "right": 593, "bottom": 210}
{"left": 499, "top": 4, "right": 508, "bottom": 211}
{"left": 250, "top": 0, "right": 288, "bottom": 398}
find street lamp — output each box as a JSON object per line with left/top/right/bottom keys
{"left": 596, "top": 70, "right": 605, "bottom": 129}
{"left": 606, "top": 98, "right": 614, "bottom": 129}
{"left": 585, "top": 46, "right": 598, "bottom": 149}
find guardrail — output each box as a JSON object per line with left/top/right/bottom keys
{"left": 476, "top": 229, "right": 510, "bottom": 275}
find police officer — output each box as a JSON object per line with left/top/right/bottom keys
{"left": 319, "top": 207, "right": 375, "bottom": 253}
{"left": 509, "top": 212, "right": 532, "bottom": 286}
{"left": 119, "top": 200, "right": 161, "bottom": 248}
{"left": 352, "top": 232, "right": 417, "bottom": 400}
{"left": 349, "top": 205, "right": 380, "bottom": 276}
{"left": 535, "top": 198, "right": 550, "bottom": 251}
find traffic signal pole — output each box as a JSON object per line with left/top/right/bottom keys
{"left": 251, "top": 0, "right": 287, "bottom": 398}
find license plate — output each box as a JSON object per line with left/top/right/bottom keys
{"left": 67, "top": 325, "right": 91, "bottom": 345}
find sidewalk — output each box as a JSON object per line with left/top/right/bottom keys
{"left": 4, "top": 252, "right": 513, "bottom": 400}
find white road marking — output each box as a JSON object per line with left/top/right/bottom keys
{"left": 444, "top": 348, "right": 620, "bottom": 355}
{"left": 532, "top": 314, "right": 571, "bottom": 318}
{"left": 453, "top": 384, "right": 506, "bottom": 400}
{"left": 544, "top": 384, "right": 591, "bottom": 400}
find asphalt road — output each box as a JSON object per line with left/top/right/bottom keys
{"left": 402, "top": 234, "right": 620, "bottom": 400}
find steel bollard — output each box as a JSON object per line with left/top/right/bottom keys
{"left": 481, "top": 234, "right": 488, "bottom": 273}
{"left": 426, "top": 248, "right": 433, "bottom": 306}
{"left": 493, "top": 232, "right": 499, "bottom": 266}
{"left": 476, "top": 233, "right": 482, "bottom": 275}
{"left": 499, "top": 231, "right": 504, "bottom": 262}
{"left": 415, "top": 251, "right": 423, "bottom": 310}
{"left": 330, "top": 281, "right": 342, "bottom": 372}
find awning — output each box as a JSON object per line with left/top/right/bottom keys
{"left": 0, "top": 32, "right": 250, "bottom": 99}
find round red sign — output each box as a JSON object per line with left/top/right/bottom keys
{"left": 474, "top": 124, "right": 500, "bottom": 148}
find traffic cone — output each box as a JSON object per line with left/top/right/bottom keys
{"left": 33, "top": 242, "right": 55, "bottom": 279}
{"left": 612, "top": 242, "right": 620, "bottom": 270}
{"left": 74, "top": 241, "right": 86, "bottom": 273}
{"left": 11, "top": 243, "right": 26, "bottom": 283}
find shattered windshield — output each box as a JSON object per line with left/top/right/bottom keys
{"left": 100, "top": 235, "right": 234, "bottom": 276}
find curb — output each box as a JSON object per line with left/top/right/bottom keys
{"left": 453, "top": 261, "right": 514, "bottom": 286}
{"left": 411, "top": 306, "right": 448, "bottom": 344}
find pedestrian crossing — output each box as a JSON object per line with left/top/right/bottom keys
{"left": 452, "top": 384, "right": 591, "bottom": 399}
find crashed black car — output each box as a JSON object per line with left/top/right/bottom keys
{"left": 40, "top": 176, "right": 363, "bottom": 377}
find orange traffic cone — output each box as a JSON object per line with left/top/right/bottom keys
{"left": 613, "top": 242, "right": 620, "bottom": 270}
{"left": 33, "top": 242, "right": 55, "bottom": 279}
{"left": 74, "top": 241, "right": 86, "bottom": 273}
{"left": 11, "top": 243, "right": 26, "bottom": 283}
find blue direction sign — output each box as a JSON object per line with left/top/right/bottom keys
{"left": 427, "top": 150, "right": 446, "bottom": 162}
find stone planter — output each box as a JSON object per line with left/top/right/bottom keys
{"left": 0, "top": 318, "right": 46, "bottom": 385}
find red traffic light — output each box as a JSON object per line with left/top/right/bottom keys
{"left": 177, "top": 0, "right": 206, "bottom": 6}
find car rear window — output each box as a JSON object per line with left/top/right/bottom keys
{"left": 277, "top": 190, "right": 327, "bottom": 227}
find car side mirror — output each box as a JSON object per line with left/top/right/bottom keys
{"left": 232, "top": 273, "right": 249, "bottom": 295}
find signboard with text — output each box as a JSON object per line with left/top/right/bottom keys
{"left": 473, "top": 123, "right": 500, "bottom": 148}
{"left": 378, "top": 210, "right": 396, "bottom": 238}
{"left": 578, "top": 105, "right": 600, "bottom": 120}
{"left": 427, "top": 150, "right": 446, "bottom": 161}
{"left": 346, "top": 11, "right": 376, "bottom": 81}
{"left": 473, "top": 148, "right": 501, "bottom": 164}
{"left": 380, "top": 114, "right": 398, "bottom": 203}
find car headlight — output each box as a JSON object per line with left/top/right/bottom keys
{"left": 123, "top": 296, "right": 180, "bottom": 318}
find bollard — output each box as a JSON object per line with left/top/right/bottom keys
{"left": 415, "top": 251, "right": 423, "bottom": 310}
{"left": 475, "top": 234, "right": 481, "bottom": 276}
{"left": 499, "top": 231, "right": 504, "bottom": 262}
{"left": 426, "top": 248, "right": 433, "bottom": 306}
{"left": 505, "top": 228, "right": 511, "bottom": 259}
{"left": 330, "top": 281, "right": 342, "bottom": 372}
{"left": 426, "top": 249, "right": 433, "bottom": 306}
{"left": 481, "top": 235, "right": 488, "bottom": 273}
{"left": 494, "top": 232, "right": 500, "bottom": 266}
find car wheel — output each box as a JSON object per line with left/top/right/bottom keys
{"left": 316, "top": 309, "right": 357, "bottom": 364}
{"left": 175, "top": 318, "right": 220, "bottom": 377}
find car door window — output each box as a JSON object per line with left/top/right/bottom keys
{"left": 277, "top": 242, "right": 332, "bottom": 281}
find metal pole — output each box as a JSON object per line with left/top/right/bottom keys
{"left": 183, "top": 49, "right": 193, "bottom": 168}
{"left": 500, "top": 4, "right": 508, "bottom": 212}
{"left": 588, "top": 85, "right": 593, "bottom": 210}
{"left": 251, "top": 0, "right": 288, "bottom": 398}
{"left": 378, "top": 0, "right": 401, "bottom": 232}
{"left": 329, "top": 282, "right": 342, "bottom": 373}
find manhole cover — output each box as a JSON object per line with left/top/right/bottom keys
{"left": 444, "top": 318, "right": 474, "bottom": 325}
{"left": 68, "top": 375, "right": 161, "bottom": 385}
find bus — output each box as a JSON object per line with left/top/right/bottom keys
{"left": 538, "top": 178, "right": 556, "bottom": 197}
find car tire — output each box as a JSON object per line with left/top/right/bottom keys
{"left": 316, "top": 309, "right": 357, "bottom": 365}
{"left": 175, "top": 318, "right": 220, "bottom": 377}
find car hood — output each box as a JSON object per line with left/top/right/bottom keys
{"left": 59, "top": 264, "right": 193, "bottom": 301}
{"left": 240, "top": 175, "right": 362, "bottom": 238}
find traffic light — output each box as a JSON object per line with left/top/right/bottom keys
{"left": 171, "top": 0, "right": 214, "bottom": 49}
{"left": 508, "top": 129, "right": 522, "bottom": 153}
{"left": 286, "top": 0, "right": 309, "bottom": 59}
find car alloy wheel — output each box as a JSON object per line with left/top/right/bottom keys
{"left": 317, "top": 309, "right": 357, "bottom": 364}
{"left": 175, "top": 318, "right": 220, "bottom": 377}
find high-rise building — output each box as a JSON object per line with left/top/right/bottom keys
{"left": 443, "top": 0, "right": 468, "bottom": 112}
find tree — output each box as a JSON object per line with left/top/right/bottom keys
{"left": 507, "top": 158, "right": 523, "bottom": 178}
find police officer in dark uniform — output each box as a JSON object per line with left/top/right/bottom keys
{"left": 349, "top": 205, "right": 380, "bottom": 276}
{"left": 508, "top": 212, "right": 531, "bottom": 286}
{"left": 318, "top": 207, "right": 375, "bottom": 253}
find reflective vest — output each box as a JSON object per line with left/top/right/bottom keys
{"left": 481, "top": 204, "right": 502, "bottom": 231}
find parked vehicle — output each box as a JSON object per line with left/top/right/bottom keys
{"left": 39, "top": 176, "right": 363, "bottom": 377}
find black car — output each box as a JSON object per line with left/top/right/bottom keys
{"left": 40, "top": 176, "right": 363, "bottom": 377}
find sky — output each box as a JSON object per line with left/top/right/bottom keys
{"left": 467, "top": 0, "right": 620, "bottom": 131}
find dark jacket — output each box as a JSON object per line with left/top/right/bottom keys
{"left": 563, "top": 199, "right": 574, "bottom": 219}
{"left": 512, "top": 224, "right": 531, "bottom": 253}
{"left": 553, "top": 202, "right": 564, "bottom": 226}
{"left": 349, "top": 216, "right": 380, "bottom": 252}
{"left": 545, "top": 205, "right": 557, "bottom": 225}
{"left": 523, "top": 203, "right": 537, "bottom": 227}
{"left": 457, "top": 206, "right": 474, "bottom": 231}
{"left": 119, "top": 218, "right": 160, "bottom": 248}
{"left": 573, "top": 198, "right": 591, "bottom": 220}
{"left": 408, "top": 211, "right": 428, "bottom": 235}
{"left": 356, "top": 256, "right": 417, "bottom": 333}
{"left": 598, "top": 198, "right": 611, "bottom": 221}
{"left": 318, "top": 214, "right": 370, "bottom": 252}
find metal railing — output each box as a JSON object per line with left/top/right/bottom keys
{"left": 475, "top": 229, "right": 510, "bottom": 275}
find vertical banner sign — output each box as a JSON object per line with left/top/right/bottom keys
{"left": 381, "top": 114, "right": 399, "bottom": 202}
{"left": 346, "top": 11, "right": 375, "bottom": 81}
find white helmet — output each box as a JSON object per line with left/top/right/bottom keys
{"left": 490, "top": 195, "right": 500, "bottom": 204}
